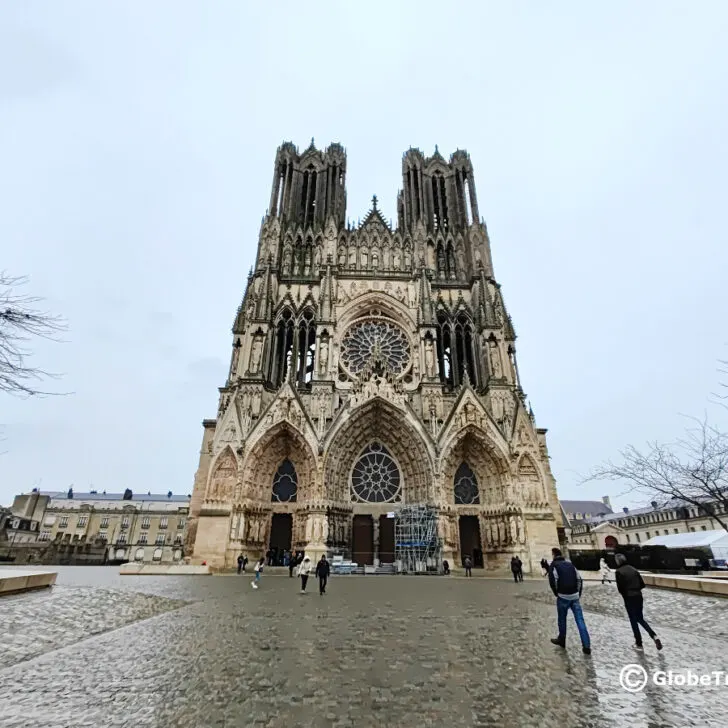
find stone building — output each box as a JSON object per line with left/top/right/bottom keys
{"left": 188, "top": 140, "right": 565, "bottom": 571}
{"left": 9, "top": 489, "right": 189, "bottom": 564}
{"left": 568, "top": 497, "right": 728, "bottom": 550}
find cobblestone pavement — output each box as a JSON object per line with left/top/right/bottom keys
{"left": 0, "top": 568, "right": 727, "bottom": 727}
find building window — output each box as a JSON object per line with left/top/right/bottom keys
{"left": 59, "top": 516, "right": 69, "bottom": 529}
{"left": 97, "top": 534, "right": 107, "bottom": 542}
{"left": 77, "top": 516, "right": 88, "bottom": 528}
{"left": 664, "top": 530, "right": 669, "bottom": 535}
{"left": 646, "top": 531, "right": 650, "bottom": 539}
{"left": 674, "top": 529, "right": 678, "bottom": 534}
{"left": 135, "top": 548, "right": 145, "bottom": 561}
{"left": 159, "top": 517, "right": 168, "bottom": 530}
{"left": 350, "top": 442, "right": 401, "bottom": 503}
{"left": 152, "top": 548, "right": 163, "bottom": 562}
{"left": 625, "top": 534, "right": 630, "bottom": 543}
{"left": 138, "top": 533, "right": 148, "bottom": 544}
{"left": 690, "top": 527, "right": 695, "bottom": 532}
{"left": 155, "top": 534, "right": 165, "bottom": 546}
{"left": 272, "top": 459, "right": 298, "bottom": 503}
{"left": 635, "top": 533, "right": 640, "bottom": 543}
{"left": 177, "top": 518, "right": 186, "bottom": 530}
{"left": 100, "top": 517, "right": 109, "bottom": 529}
{"left": 701, "top": 525, "right": 707, "bottom": 531}
{"left": 453, "top": 462, "right": 480, "bottom": 505}
{"left": 121, "top": 517, "right": 130, "bottom": 529}
{"left": 174, "top": 534, "right": 183, "bottom": 545}
{"left": 117, "top": 533, "right": 127, "bottom": 544}
{"left": 141, "top": 517, "right": 150, "bottom": 529}
{"left": 38, "top": 530, "right": 51, "bottom": 541}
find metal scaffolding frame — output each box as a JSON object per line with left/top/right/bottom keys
{"left": 394, "top": 505, "right": 443, "bottom": 574}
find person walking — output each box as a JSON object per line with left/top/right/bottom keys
{"left": 516, "top": 556, "right": 524, "bottom": 582}
{"left": 540, "top": 558, "right": 550, "bottom": 576}
{"left": 464, "top": 555, "right": 473, "bottom": 577}
{"left": 614, "top": 553, "right": 663, "bottom": 651}
{"left": 297, "top": 555, "right": 312, "bottom": 594}
{"left": 237, "top": 554, "right": 244, "bottom": 574}
{"left": 315, "top": 554, "right": 330, "bottom": 596}
{"left": 251, "top": 557, "right": 264, "bottom": 589}
{"left": 548, "top": 548, "right": 591, "bottom": 655}
{"left": 510, "top": 556, "right": 520, "bottom": 583}
{"left": 599, "top": 557, "right": 612, "bottom": 585}
{"left": 289, "top": 552, "right": 297, "bottom": 578}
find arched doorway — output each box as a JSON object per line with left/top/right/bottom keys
{"left": 458, "top": 516, "right": 483, "bottom": 567}
{"left": 604, "top": 535, "right": 618, "bottom": 550}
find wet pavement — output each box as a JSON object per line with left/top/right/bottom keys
{"left": 0, "top": 567, "right": 727, "bottom": 727}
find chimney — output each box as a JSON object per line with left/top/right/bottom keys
{"left": 623, "top": 507, "right": 629, "bottom": 514}
{"left": 602, "top": 496, "right": 612, "bottom": 509}
{"left": 650, "top": 501, "right": 658, "bottom": 509}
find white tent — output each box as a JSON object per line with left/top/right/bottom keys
{"left": 643, "top": 529, "right": 728, "bottom": 559}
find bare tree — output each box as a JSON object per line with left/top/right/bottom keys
{"left": 0, "top": 272, "right": 66, "bottom": 397}
{"left": 584, "top": 416, "right": 728, "bottom": 533}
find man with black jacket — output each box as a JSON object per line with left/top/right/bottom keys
{"left": 614, "top": 553, "right": 663, "bottom": 651}
{"left": 548, "top": 548, "right": 591, "bottom": 654}
{"left": 315, "top": 555, "right": 331, "bottom": 596}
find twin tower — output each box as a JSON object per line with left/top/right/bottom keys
{"left": 186, "top": 139, "right": 564, "bottom": 572}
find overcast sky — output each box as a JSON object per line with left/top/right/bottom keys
{"left": 1, "top": 2, "right": 727, "bottom": 508}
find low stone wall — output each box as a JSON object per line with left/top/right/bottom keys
{"left": 641, "top": 573, "right": 728, "bottom": 597}
{"left": 119, "top": 563, "right": 211, "bottom": 576}
{"left": 0, "top": 569, "right": 57, "bottom": 596}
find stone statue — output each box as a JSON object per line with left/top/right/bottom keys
{"left": 250, "top": 336, "right": 263, "bottom": 373}
{"left": 318, "top": 338, "right": 329, "bottom": 374}
{"left": 305, "top": 517, "right": 313, "bottom": 542}
{"left": 372, "top": 249, "right": 379, "bottom": 268}
{"left": 509, "top": 515, "right": 517, "bottom": 544}
{"left": 404, "top": 249, "right": 411, "bottom": 269}
{"left": 338, "top": 247, "right": 346, "bottom": 266}
{"left": 424, "top": 339, "right": 435, "bottom": 378}
{"left": 489, "top": 342, "right": 502, "bottom": 378}
{"left": 393, "top": 250, "right": 401, "bottom": 269}
{"left": 230, "top": 343, "right": 240, "bottom": 378}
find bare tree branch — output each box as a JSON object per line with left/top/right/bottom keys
{"left": 582, "top": 415, "right": 728, "bottom": 533}
{"left": 0, "top": 272, "right": 67, "bottom": 397}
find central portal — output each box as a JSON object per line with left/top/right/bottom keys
{"left": 352, "top": 514, "right": 374, "bottom": 565}
{"left": 379, "top": 514, "right": 395, "bottom": 563}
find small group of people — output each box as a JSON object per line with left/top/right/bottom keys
{"left": 510, "top": 555, "right": 523, "bottom": 582}
{"left": 546, "top": 547, "right": 663, "bottom": 654}
{"left": 246, "top": 551, "right": 332, "bottom": 596}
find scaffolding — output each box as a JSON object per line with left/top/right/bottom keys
{"left": 395, "top": 505, "right": 443, "bottom": 574}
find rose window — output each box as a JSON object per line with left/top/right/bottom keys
{"left": 454, "top": 462, "right": 480, "bottom": 505}
{"left": 350, "top": 442, "right": 401, "bottom": 503}
{"left": 340, "top": 319, "right": 410, "bottom": 377}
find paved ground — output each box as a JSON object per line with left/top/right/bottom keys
{"left": 1, "top": 567, "right": 727, "bottom": 727}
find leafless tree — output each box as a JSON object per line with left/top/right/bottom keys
{"left": 0, "top": 272, "right": 66, "bottom": 397}
{"left": 584, "top": 416, "right": 728, "bottom": 533}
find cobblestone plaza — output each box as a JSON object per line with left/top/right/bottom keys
{"left": 1, "top": 568, "right": 727, "bottom": 727}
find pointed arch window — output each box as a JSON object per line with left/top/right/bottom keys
{"left": 272, "top": 459, "right": 298, "bottom": 503}
{"left": 269, "top": 308, "right": 317, "bottom": 388}
{"left": 454, "top": 462, "right": 480, "bottom": 505}
{"left": 436, "top": 311, "right": 478, "bottom": 389}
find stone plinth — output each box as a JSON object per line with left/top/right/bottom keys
{"left": 0, "top": 569, "right": 57, "bottom": 595}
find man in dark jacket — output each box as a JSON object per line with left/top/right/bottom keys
{"left": 315, "top": 555, "right": 331, "bottom": 595}
{"left": 510, "top": 556, "right": 520, "bottom": 583}
{"left": 614, "top": 553, "right": 663, "bottom": 651}
{"left": 548, "top": 548, "right": 591, "bottom": 654}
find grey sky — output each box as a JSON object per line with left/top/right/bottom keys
{"left": 2, "top": 2, "right": 727, "bottom": 508}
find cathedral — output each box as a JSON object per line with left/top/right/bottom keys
{"left": 186, "top": 140, "right": 565, "bottom": 571}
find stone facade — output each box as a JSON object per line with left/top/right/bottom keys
{"left": 8, "top": 490, "right": 189, "bottom": 564}
{"left": 188, "top": 140, "right": 564, "bottom": 572}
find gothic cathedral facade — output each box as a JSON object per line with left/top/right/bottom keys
{"left": 187, "top": 140, "right": 564, "bottom": 571}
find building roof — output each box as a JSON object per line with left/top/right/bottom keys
{"left": 33, "top": 490, "right": 190, "bottom": 503}
{"left": 643, "top": 530, "right": 728, "bottom": 549}
{"left": 560, "top": 500, "right": 613, "bottom": 519}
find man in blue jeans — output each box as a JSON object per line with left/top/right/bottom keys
{"left": 548, "top": 547, "right": 591, "bottom": 655}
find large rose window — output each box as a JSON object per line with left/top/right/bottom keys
{"left": 350, "top": 442, "right": 402, "bottom": 503}
{"left": 340, "top": 319, "right": 410, "bottom": 378}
